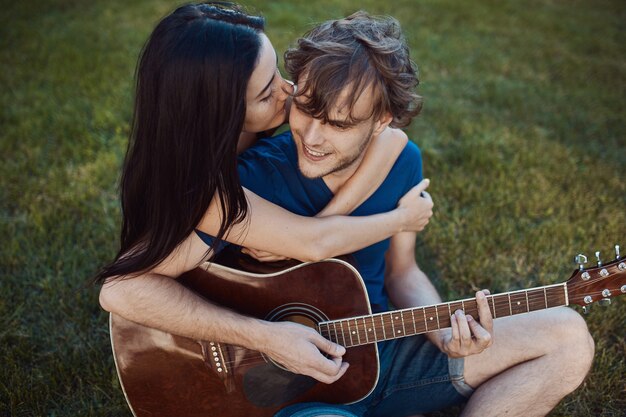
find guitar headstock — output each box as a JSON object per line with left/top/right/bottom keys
{"left": 566, "top": 245, "right": 626, "bottom": 307}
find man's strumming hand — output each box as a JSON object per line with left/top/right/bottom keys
{"left": 258, "top": 321, "right": 349, "bottom": 384}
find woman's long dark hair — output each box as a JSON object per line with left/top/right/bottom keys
{"left": 95, "top": 3, "right": 265, "bottom": 283}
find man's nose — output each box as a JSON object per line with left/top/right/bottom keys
{"left": 301, "top": 118, "right": 324, "bottom": 146}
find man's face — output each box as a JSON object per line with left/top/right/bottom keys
{"left": 289, "top": 80, "right": 389, "bottom": 182}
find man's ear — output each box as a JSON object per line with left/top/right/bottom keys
{"left": 372, "top": 112, "right": 393, "bottom": 136}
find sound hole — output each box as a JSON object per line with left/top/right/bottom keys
{"left": 241, "top": 303, "right": 329, "bottom": 407}
{"left": 263, "top": 303, "right": 329, "bottom": 370}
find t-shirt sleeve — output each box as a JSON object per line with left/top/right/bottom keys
{"left": 237, "top": 141, "right": 277, "bottom": 202}
{"left": 403, "top": 140, "right": 424, "bottom": 191}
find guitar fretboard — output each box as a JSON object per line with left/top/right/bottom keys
{"left": 317, "top": 283, "right": 568, "bottom": 348}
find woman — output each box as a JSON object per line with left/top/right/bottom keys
{"left": 97, "top": 1, "right": 431, "bottom": 378}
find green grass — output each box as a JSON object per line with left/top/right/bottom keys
{"left": 1, "top": 0, "right": 624, "bottom": 416}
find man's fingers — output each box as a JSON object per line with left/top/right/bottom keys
{"left": 311, "top": 361, "right": 350, "bottom": 384}
{"left": 313, "top": 335, "right": 346, "bottom": 357}
{"left": 455, "top": 310, "right": 472, "bottom": 345}
{"left": 476, "top": 291, "right": 494, "bottom": 333}
{"left": 467, "top": 315, "right": 492, "bottom": 349}
{"left": 309, "top": 335, "right": 349, "bottom": 379}
{"left": 333, "top": 361, "right": 350, "bottom": 382}
{"left": 450, "top": 313, "right": 460, "bottom": 345}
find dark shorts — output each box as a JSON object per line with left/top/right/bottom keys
{"left": 274, "top": 335, "right": 472, "bottom": 417}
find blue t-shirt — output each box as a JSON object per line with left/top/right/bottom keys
{"left": 236, "top": 131, "right": 423, "bottom": 313}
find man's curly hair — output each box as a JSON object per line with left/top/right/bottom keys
{"left": 284, "top": 11, "right": 422, "bottom": 128}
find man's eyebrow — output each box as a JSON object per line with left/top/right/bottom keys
{"left": 255, "top": 57, "right": 279, "bottom": 99}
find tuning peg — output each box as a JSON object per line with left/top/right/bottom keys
{"left": 595, "top": 251, "right": 602, "bottom": 266}
{"left": 575, "top": 254, "right": 587, "bottom": 271}
{"left": 598, "top": 299, "right": 612, "bottom": 307}
{"left": 582, "top": 305, "right": 591, "bottom": 314}
{"left": 616, "top": 244, "right": 621, "bottom": 260}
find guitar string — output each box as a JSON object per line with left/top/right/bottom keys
{"left": 210, "top": 288, "right": 618, "bottom": 368}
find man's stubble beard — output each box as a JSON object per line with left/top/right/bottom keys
{"left": 296, "top": 125, "right": 375, "bottom": 180}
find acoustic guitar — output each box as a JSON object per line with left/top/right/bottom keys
{"left": 110, "top": 248, "right": 625, "bottom": 417}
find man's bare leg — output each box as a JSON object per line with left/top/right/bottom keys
{"left": 461, "top": 307, "right": 594, "bottom": 417}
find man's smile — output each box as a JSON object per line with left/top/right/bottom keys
{"left": 303, "top": 144, "right": 331, "bottom": 160}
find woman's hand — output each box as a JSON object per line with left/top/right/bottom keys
{"left": 396, "top": 178, "right": 433, "bottom": 232}
{"left": 241, "top": 247, "right": 289, "bottom": 262}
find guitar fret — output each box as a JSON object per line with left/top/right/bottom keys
{"left": 347, "top": 320, "right": 355, "bottom": 346}
{"left": 491, "top": 296, "right": 497, "bottom": 318}
{"left": 318, "top": 323, "right": 326, "bottom": 339}
{"left": 322, "top": 323, "right": 330, "bottom": 341}
{"left": 424, "top": 306, "right": 437, "bottom": 331}
{"left": 341, "top": 321, "right": 350, "bottom": 347}
{"left": 380, "top": 314, "right": 386, "bottom": 340}
{"left": 510, "top": 291, "right": 528, "bottom": 315}
{"left": 359, "top": 317, "right": 366, "bottom": 344}
{"left": 368, "top": 316, "right": 378, "bottom": 342}
{"left": 546, "top": 285, "right": 567, "bottom": 308}
{"left": 435, "top": 306, "right": 441, "bottom": 329}
{"left": 506, "top": 293, "right": 513, "bottom": 316}
{"left": 400, "top": 311, "right": 407, "bottom": 336}
{"left": 436, "top": 304, "right": 449, "bottom": 330}
{"left": 401, "top": 311, "right": 414, "bottom": 335}
{"left": 394, "top": 313, "right": 403, "bottom": 337}
{"left": 494, "top": 294, "right": 508, "bottom": 318}
{"left": 411, "top": 309, "right": 417, "bottom": 334}
{"left": 527, "top": 289, "right": 544, "bottom": 312}
{"left": 353, "top": 319, "right": 361, "bottom": 345}
{"left": 525, "top": 290, "right": 530, "bottom": 312}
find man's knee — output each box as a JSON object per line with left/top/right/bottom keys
{"left": 552, "top": 308, "right": 594, "bottom": 355}
{"left": 563, "top": 309, "right": 594, "bottom": 355}
{"left": 549, "top": 308, "right": 595, "bottom": 387}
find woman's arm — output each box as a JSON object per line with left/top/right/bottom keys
{"left": 241, "top": 128, "right": 430, "bottom": 262}
{"left": 198, "top": 179, "right": 432, "bottom": 263}
{"left": 317, "top": 127, "right": 408, "bottom": 217}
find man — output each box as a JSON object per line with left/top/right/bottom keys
{"left": 236, "top": 12, "right": 595, "bottom": 417}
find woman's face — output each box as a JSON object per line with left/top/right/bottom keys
{"left": 243, "top": 33, "right": 293, "bottom": 133}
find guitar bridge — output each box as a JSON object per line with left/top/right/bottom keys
{"left": 200, "top": 341, "right": 229, "bottom": 377}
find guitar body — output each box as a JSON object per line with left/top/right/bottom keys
{"left": 110, "top": 258, "right": 379, "bottom": 417}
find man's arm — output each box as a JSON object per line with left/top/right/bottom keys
{"left": 384, "top": 231, "right": 494, "bottom": 357}
{"left": 99, "top": 232, "right": 348, "bottom": 384}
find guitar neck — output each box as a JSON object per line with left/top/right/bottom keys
{"left": 318, "top": 283, "right": 568, "bottom": 348}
